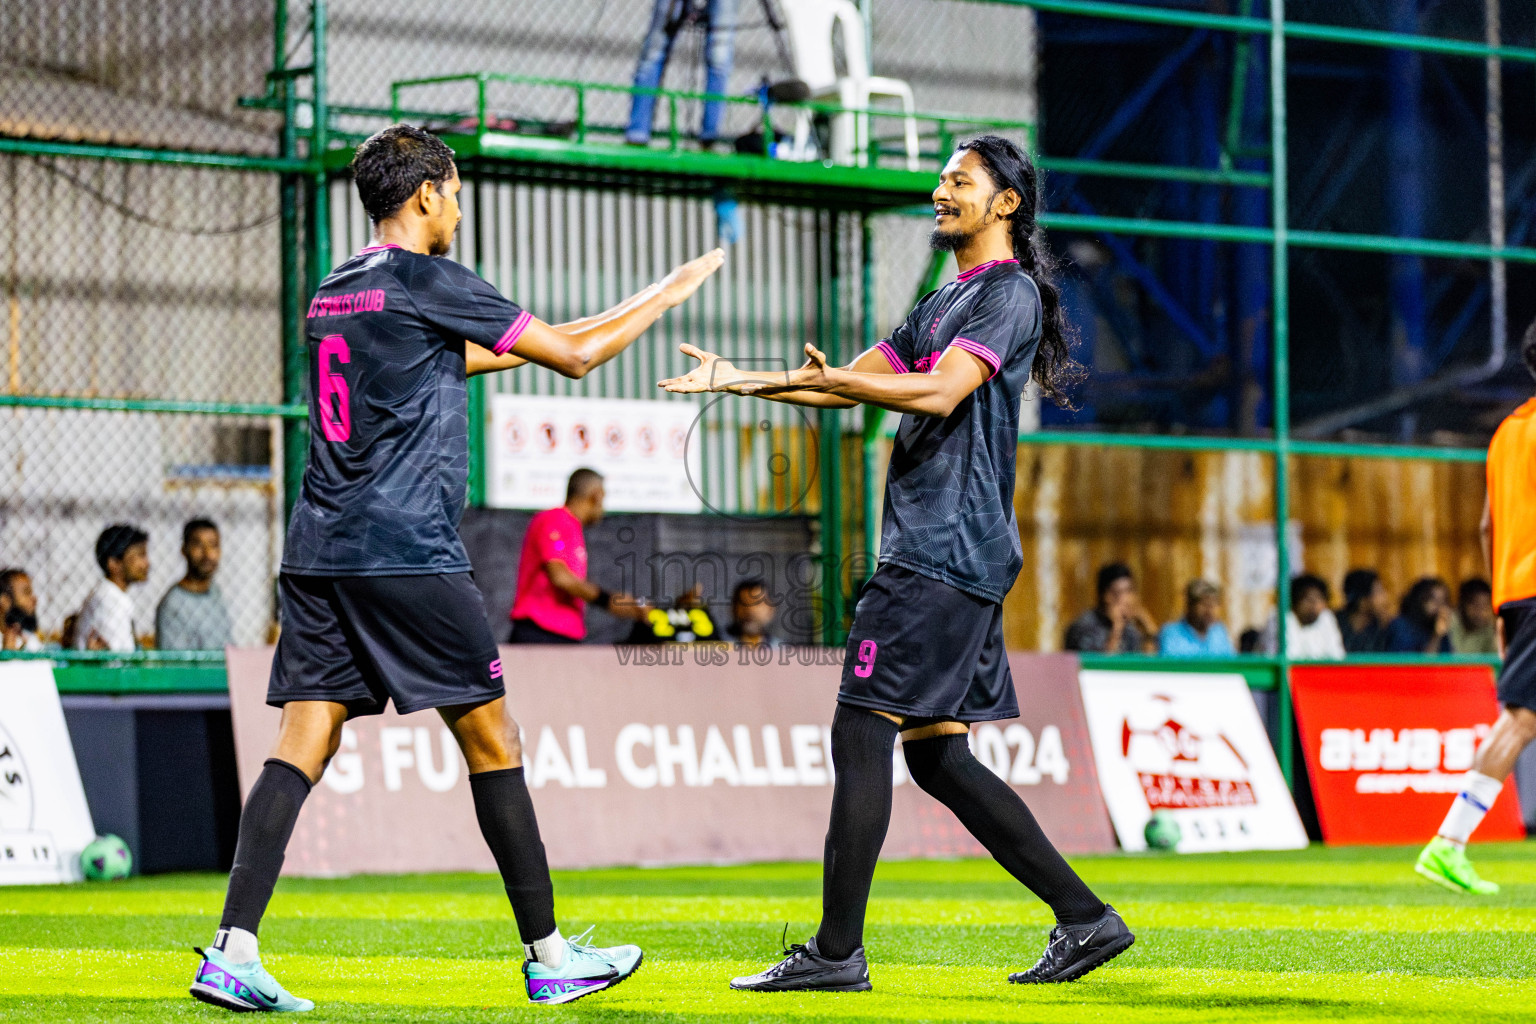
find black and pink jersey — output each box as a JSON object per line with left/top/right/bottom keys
{"left": 873, "top": 258, "right": 1042, "bottom": 603}
{"left": 283, "top": 245, "right": 532, "bottom": 576}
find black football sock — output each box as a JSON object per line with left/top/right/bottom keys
{"left": 814, "top": 706, "right": 900, "bottom": 962}
{"left": 903, "top": 733, "right": 1106, "bottom": 925}
{"left": 468, "top": 767, "right": 558, "bottom": 945}
{"left": 219, "top": 758, "right": 312, "bottom": 936}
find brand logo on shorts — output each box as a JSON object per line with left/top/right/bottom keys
{"left": 489, "top": 659, "right": 504, "bottom": 680}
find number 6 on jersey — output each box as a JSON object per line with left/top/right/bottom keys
{"left": 317, "top": 334, "right": 352, "bottom": 441}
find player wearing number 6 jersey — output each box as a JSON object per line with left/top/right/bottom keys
{"left": 189, "top": 125, "right": 722, "bottom": 1013}
{"left": 661, "top": 136, "right": 1132, "bottom": 992}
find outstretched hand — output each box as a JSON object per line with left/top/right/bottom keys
{"left": 658, "top": 249, "right": 726, "bottom": 308}
{"left": 733, "top": 343, "right": 830, "bottom": 395}
{"left": 658, "top": 343, "right": 738, "bottom": 393}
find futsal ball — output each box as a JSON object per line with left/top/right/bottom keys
{"left": 80, "top": 835, "right": 132, "bottom": 881}
{"left": 1143, "top": 812, "right": 1182, "bottom": 851}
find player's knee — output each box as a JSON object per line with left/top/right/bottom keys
{"left": 901, "top": 733, "right": 962, "bottom": 792}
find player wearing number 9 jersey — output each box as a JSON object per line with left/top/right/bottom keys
{"left": 661, "top": 136, "right": 1132, "bottom": 992}
{"left": 190, "top": 125, "right": 722, "bottom": 1015}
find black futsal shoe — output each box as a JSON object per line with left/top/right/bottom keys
{"left": 730, "top": 935, "right": 872, "bottom": 992}
{"left": 1009, "top": 904, "right": 1135, "bottom": 984}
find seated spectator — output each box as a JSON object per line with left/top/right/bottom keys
{"left": 1449, "top": 578, "right": 1497, "bottom": 655}
{"left": 1238, "top": 627, "right": 1263, "bottom": 654}
{"left": 1159, "top": 579, "right": 1235, "bottom": 657}
{"left": 1385, "top": 576, "right": 1453, "bottom": 654}
{"left": 0, "top": 568, "right": 44, "bottom": 652}
{"left": 75, "top": 524, "right": 149, "bottom": 652}
{"left": 1339, "top": 568, "right": 1393, "bottom": 653}
{"left": 155, "top": 519, "right": 233, "bottom": 650}
{"left": 725, "top": 577, "right": 781, "bottom": 647}
{"left": 1261, "top": 574, "right": 1345, "bottom": 659}
{"left": 1065, "top": 562, "right": 1158, "bottom": 654}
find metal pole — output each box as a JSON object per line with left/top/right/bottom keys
{"left": 1486, "top": 0, "right": 1506, "bottom": 392}
{"left": 1269, "top": 0, "right": 1294, "bottom": 788}
{"left": 860, "top": 215, "right": 879, "bottom": 567}
{"left": 277, "top": 0, "right": 308, "bottom": 522}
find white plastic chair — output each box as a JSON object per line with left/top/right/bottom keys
{"left": 776, "top": 0, "right": 920, "bottom": 170}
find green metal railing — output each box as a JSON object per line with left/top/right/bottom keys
{"left": 390, "top": 72, "right": 1038, "bottom": 170}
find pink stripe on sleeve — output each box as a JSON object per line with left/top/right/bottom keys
{"left": 493, "top": 310, "right": 534, "bottom": 355}
{"left": 876, "top": 341, "right": 909, "bottom": 374}
{"left": 950, "top": 337, "right": 1002, "bottom": 379}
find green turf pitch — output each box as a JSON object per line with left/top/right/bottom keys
{"left": 3, "top": 843, "right": 1534, "bottom": 1023}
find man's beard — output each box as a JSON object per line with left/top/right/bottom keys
{"left": 6, "top": 608, "right": 37, "bottom": 632}
{"left": 929, "top": 222, "right": 974, "bottom": 253}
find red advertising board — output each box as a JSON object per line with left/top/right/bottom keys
{"left": 226, "top": 647, "right": 1114, "bottom": 874}
{"left": 1291, "top": 664, "right": 1524, "bottom": 845}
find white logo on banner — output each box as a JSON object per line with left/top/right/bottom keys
{"left": 1079, "top": 670, "right": 1307, "bottom": 852}
{"left": 489, "top": 394, "right": 702, "bottom": 513}
{"left": 1318, "top": 725, "right": 1490, "bottom": 794}
{"left": 0, "top": 662, "right": 97, "bottom": 884}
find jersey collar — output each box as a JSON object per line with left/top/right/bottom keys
{"left": 956, "top": 258, "right": 1019, "bottom": 283}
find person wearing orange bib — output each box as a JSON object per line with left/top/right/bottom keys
{"left": 1416, "top": 320, "right": 1536, "bottom": 895}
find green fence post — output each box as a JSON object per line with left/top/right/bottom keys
{"left": 1269, "top": 0, "right": 1296, "bottom": 789}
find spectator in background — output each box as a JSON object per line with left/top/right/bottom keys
{"left": 1159, "top": 579, "right": 1235, "bottom": 657}
{"left": 725, "top": 577, "right": 781, "bottom": 647}
{"left": 1386, "top": 576, "right": 1453, "bottom": 654}
{"left": 155, "top": 519, "right": 233, "bottom": 650}
{"left": 75, "top": 524, "right": 149, "bottom": 652}
{"left": 626, "top": 0, "right": 739, "bottom": 148}
{"left": 1450, "top": 578, "right": 1498, "bottom": 655}
{"left": 508, "top": 468, "right": 648, "bottom": 643}
{"left": 1, "top": 568, "right": 44, "bottom": 651}
{"left": 1262, "top": 573, "right": 1345, "bottom": 659}
{"left": 1340, "top": 568, "right": 1393, "bottom": 653}
{"left": 1064, "top": 562, "right": 1159, "bottom": 654}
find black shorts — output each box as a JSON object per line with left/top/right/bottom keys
{"left": 1498, "top": 596, "right": 1536, "bottom": 712}
{"left": 838, "top": 563, "right": 1018, "bottom": 723}
{"left": 269, "top": 572, "right": 505, "bottom": 718}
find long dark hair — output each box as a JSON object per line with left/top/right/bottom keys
{"left": 1400, "top": 576, "right": 1447, "bottom": 628}
{"left": 955, "top": 134, "right": 1082, "bottom": 407}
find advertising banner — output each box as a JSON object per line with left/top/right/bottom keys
{"left": 226, "top": 648, "right": 1113, "bottom": 875}
{"left": 488, "top": 394, "right": 702, "bottom": 513}
{"left": 1079, "top": 670, "right": 1307, "bottom": 853}
{"left": 1291, "top": 664, "right": 1524, "bottom": 845}
{"left": 0, "top": 662, "right": 97, "bottom": 884}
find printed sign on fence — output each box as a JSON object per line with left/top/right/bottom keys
{"left": 1079, "top": 670, "right": 1307, "bottom": 853}
{"left": 0, "top": 662, "right": 97, "bottom": 884}
{"left": 225, "top": 648, "right": 1113, "bottom": 874}
{"left": 1291, "top": 664, "right": 1523, "bottom": 845}
{"left": 488, "top": 394, "right": 702, "bottom": 513}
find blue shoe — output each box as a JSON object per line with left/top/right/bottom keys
{"left": 524, "top": 928, "right": 643, "bottom": 1005}
{"left": 190, "top": 947, "right": 314, "bottom": 1012}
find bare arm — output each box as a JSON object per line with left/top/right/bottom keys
{"left": 504, "top": 250, "right": 723, "bottom": 380}
{"left": 661, "top": 342, "right": 988, "bottom": 418}
{"left": 1481, "top": 492, "right": 1493, "bottom": 575}
{"left": 467, "top": 280, "right": 685, "bottom": 377}
{"left": 544, "top": 559, "right": 601, "bottom": 603}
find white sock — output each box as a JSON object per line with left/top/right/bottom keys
{"left": 525, "top": 928, "right": 565, "bottom": 969}
{"left": 1437, "top": 771, "right": 1504, "bottom": 848}
{"left": 213, "top": 927, "right": 260, "bottom": 965}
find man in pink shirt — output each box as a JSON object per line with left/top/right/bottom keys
{"left": 509, "top": 468, "right": 645, "bottom": 642}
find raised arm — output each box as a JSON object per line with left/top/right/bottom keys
{"left": 467, "top": 274, "right": 697, "bottom": 376}
{"left": 661, "top": 341, "right": 989, "bottom": 418}
{"left": 489, "top": 250, "right": 724, "bottom": 380}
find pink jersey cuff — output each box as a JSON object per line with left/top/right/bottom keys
{"left": 949, "top": 337, "right": 1002, "bottom": 379}
{"left": 876, "top": 341, "right": 910, "bottom": 374}
{"left": 493, "top": 310, "right": 534, "bottom": 355}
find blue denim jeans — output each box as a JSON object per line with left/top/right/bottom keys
{"left": 626, "top": 0, "right": 739, "bottom": 144}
